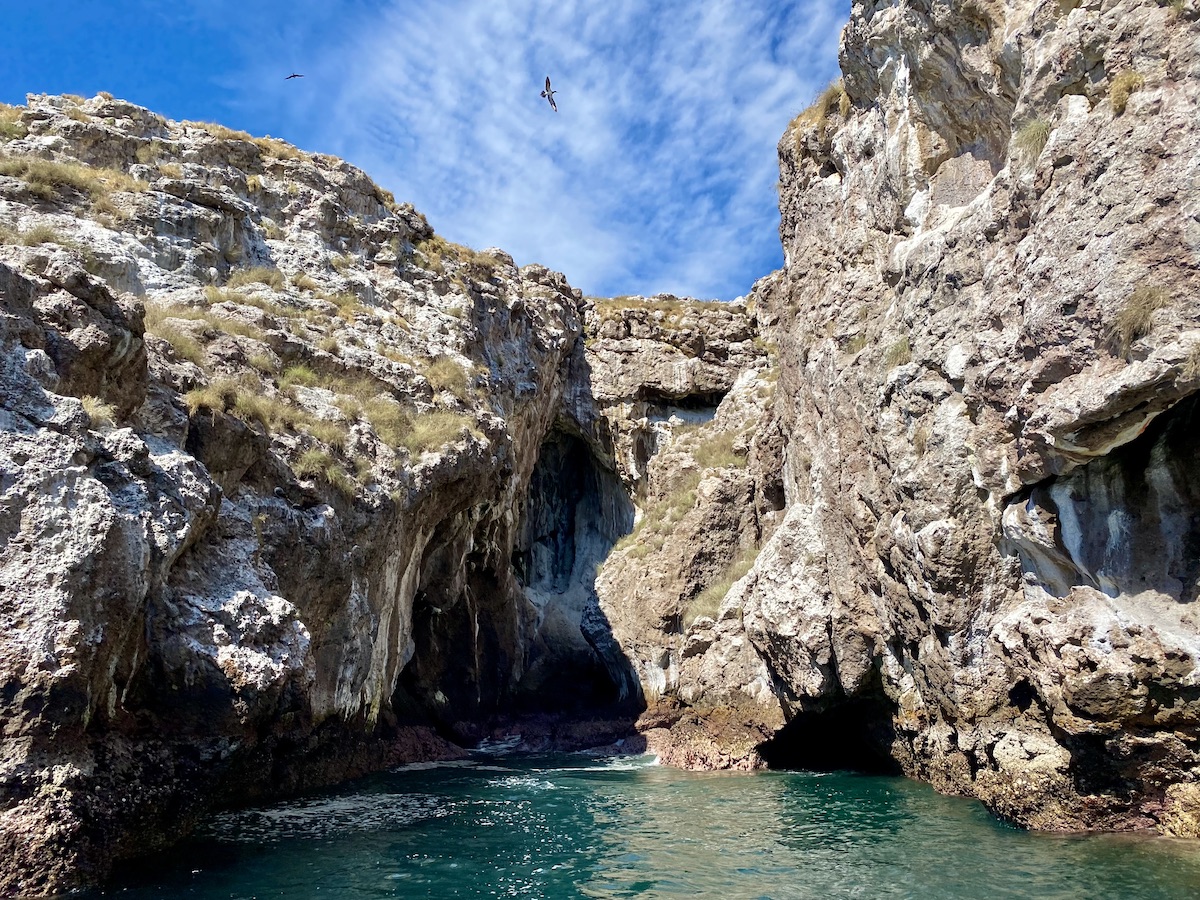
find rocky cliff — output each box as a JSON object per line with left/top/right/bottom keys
{"left": 742, "top": 0, "right": 1200, "bottom": 832}
{"left": 3, "top": 0, "right": 1200, "bottom": 891}
{"left": 0, "top": 91, "right": 777, "bottom": 897}
{"left": 0, "top": 93, "right": 764, "bottom": 894}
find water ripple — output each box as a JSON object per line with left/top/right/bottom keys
{"left": 92, "top": 756, "right": 1200, "bottom": 900}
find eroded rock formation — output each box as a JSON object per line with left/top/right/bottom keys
{"left": 2, "top": 0, "right": 1200, "bottom": 891}
{"left": 0, "top": 94, "right": 646, "bottom": 895}
{"left": 742, "top": 0, "right": 1200, "bottom": 834}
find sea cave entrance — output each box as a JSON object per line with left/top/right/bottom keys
{"left": 758, "top": 696, "right": 902, "bottom": 775}
{"left": 509, "top": 428, "right": 639, "bottom": 713}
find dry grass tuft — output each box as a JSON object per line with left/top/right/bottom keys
{"left": 884, "top": 336, "right": 912, "bottom": 367}
{"left": 184, "top": 120, "right": 253, "bottom": 142}
{"left": 0, "top": 104, "right": 27, "bottom": 140}
{"left": 81, "top": 395, "right": 116, "bottom": 429}
{"left": 248, "top": 352, "right": 279, "bottom": 374}
{"left": 183, "top": 378, "right": 242, "bottom": 415}
{"left": 461, "top": 251, "right": 501, "bottom": 282}
{"left": 280, "top": 364, "right": 320, "bottom": 389}
{"left": 227, "top": 265, "right": 286, "bottom": 290}
{"left": 684, "top": 544, "right": 760, "bottom": 624}
{"left": 913, "top": 424, "right": 931, "bottom": 456}
{"left": 401, "top": 410, "right": 475, "bottom": 454}
{"left": 212, "top": 315, "right": 265, "bottom": 341}
{"left": 383, "top": 348, "right": 415, "bottom": 367}
{"left": 614, "top": 470, "right": 703, "bottom": 554}
{"left": 844, "top": 333, "right": 869, "bottom": 354}
{"left": 594, "top": 295, "right": 725, "bottom": 330}
{"left": 294, "top": 448, "right": 355, "bottom": 493}
{"left": 791, "top": 79, "right": 849, "bottom": 136}
{"left": 0, "top": 222, "right": 71, "bottom": 247}
{"left": 320, "top": 290, "right": 360, "bottom": 314}
{"left": 203, "top": 285, "right": 245, "bottom": 305}
{"left": 304, "top": 419, "right": 348, "bottom": 452}
{"left": 1183, "top": 343, "right": 1200, "bottom": 381}
{"left": 424, "top": 355, "right": 470, "bottom": 398}
{"left": 292, "top": 273, "right": 320, "bottom": 293}
{"left": 135, "top": 141, "right": 162, "bottom": 164}
{"left": 413, "top": 234, "right": 459, "bottom": 274}
{"left": 185, "top": 376, "right": 308, "bottom": 435}
{"left": 1110, "top": 70, "right": 1145, "bottom": 116}
{"left": 295, "top": 447, "right": 334, "bottom": 478}
{"left": 693, "top": 431, "right": 746, "bottom": 470}
{"left": 1013, "top": 117, "right": 1051, "bottom": 163}
{"left": 143, "top": 304, "right": 208, "bottom": 365}
{"left": 329, "top": 253, "right": 355, "bottom": 273}
{"left": 251, "top": 136, "right": 303, "bottom": 160}
{"left": 373, "top": 183, "right": 398, "bottom": 210}
{"left": 1106, "top": 285, "right": 1169, "bottom": 358}
{"left": 362, "top": 397, "right": 412, "bottom": 447}
{"left": 0, "top": 155, "right": 147, "bottom": 202}
{"left": 144, "top": 300, "right": 267, "bottom": 359}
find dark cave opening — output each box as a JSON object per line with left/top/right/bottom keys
{"left": 391, "top": 427, "right": 642, "bottom": 741}
{"left": 509, "top": 429, "right": 639, "bottom": 714}
{"left": 636, "top": 386, "right": 728, "bottom": 410}
{"left": 512, "top": 430, "right": 633, "bottom": 592}
{"left": 758, "top": 698, "right": 902, "bottom": 775}
{"left": 1008, "top": 679, "right": 1036, "bottom": 713}
{"left": 1016, "top": 392, "right": 1200, "bottom": 601}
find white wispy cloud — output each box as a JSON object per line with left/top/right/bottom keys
{"left": 246, "top": 0, "right": 849, "bottom": 298}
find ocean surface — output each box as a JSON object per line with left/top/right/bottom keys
{"left": 92, "top": 753, "right": 1200, "bottom": 899}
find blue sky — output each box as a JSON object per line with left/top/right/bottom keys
{"left": 1, "top": 0, "right": 849, "bottom": 299}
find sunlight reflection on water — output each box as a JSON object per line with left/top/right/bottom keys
{"left": 93, "top": 755, "right": 1200, "bottom": 899}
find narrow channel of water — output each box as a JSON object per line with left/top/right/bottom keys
{"left": 93, "top": 754, "right": 1200, "bottom": 898}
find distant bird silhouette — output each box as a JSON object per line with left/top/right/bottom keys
{"left": 285, "top": 73, "right": 304, "bottom": 80}
{"left": 540, "top": 76, "right": 557, "bottom": 112}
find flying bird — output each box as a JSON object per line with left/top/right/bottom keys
{"left": 285, "top": 73, "right": 305, "bottom": 80}
{"left": 540, "top": 76, "right": 557, "bottom": 112}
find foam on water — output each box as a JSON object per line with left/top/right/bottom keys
{"left": 203, "top": 792, "right": 454, "bottom": 841}
{"left": 390, "top": 758, "right": 480, "bottom": 773}
{"left": 474, "top": 735, "right": 524, "bottom": 754}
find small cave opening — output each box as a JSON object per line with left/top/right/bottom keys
{"left": 1016, "top": 392, "right": 1200, "bottom": 602}
{"left": 629, "top": 386, "right": 731, "bottom": 492}
{"left": 637, "top": 386, "right": 729, "bottom": 411}
{"left": 1008, "top": 679, "right": 1036, "bottom": 713}
{"left": 638, "top": 386, "right": 729, "bottom": 430}
{"left": 758, "top": 697, "right": 902, "bottom": 775}
{"left": 509, "top": 429, "right": 639, "bottom": 715}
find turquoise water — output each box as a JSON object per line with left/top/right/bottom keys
{"left": 94, "top": 754, "right": 1200, "bottom": 899}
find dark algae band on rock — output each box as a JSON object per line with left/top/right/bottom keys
{"left": 3, "top": 0, "right": 1200, "bottom": 893}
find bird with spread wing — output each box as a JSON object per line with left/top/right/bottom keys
{"left": 540, "top": 76, "right": 557, "bottom": 112}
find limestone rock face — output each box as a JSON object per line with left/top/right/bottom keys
{"left": 0, "top": 93, "right": 777, "bottom": 895}
{"left": 4, "top": 0, "right": 1200, "bottom": 883}
{"left": 0, "top": 94, "right": 598, "bottom": 895}
{"left": 582, "top": 295, "right": 786, "bottom": 766}
{"left": 748, "top": 0, "right": 1200, "bottom": 831}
